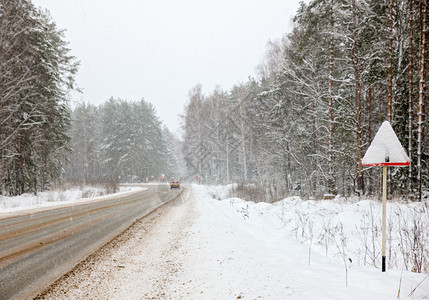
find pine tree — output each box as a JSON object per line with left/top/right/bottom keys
{"left": 0, "top": 0, "right": 78, "bottom": 195}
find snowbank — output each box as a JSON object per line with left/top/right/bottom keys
{"left": 0, "top": 185, "right": 144, "bottom": 214}
{"left": 206, "top": 185, "right": 429, "bottom": 273}
{"left": 192, "top": 185, "right": 429, "bottom": 298}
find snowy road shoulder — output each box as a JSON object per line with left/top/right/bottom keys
{"left": 37, "top": 187, "right": 197, "bottom": 299}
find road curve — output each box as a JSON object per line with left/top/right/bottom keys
{"left": 0, "top": 184, "right": 181, "bottom": 300}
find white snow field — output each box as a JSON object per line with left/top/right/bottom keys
{"left": 2, "top": 184, "right": 429, "bottom": 299}
{"left": 189, "top": 185, "right": 429, "bottom": 299}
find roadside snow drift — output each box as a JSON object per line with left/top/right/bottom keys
{"left": 180, "top": 185, "right": 429, "bottom": 299}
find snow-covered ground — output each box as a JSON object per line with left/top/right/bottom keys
{"left": 171, "top": 185, "right": 429, "bottom": 299}
{"left": 3, "top": 184, "right": 429, "bottom": 299}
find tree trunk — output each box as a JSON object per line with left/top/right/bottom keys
{"left": 388, "top": 0, "right": 394, "bottom": 123}
{"left": 417, "top": 0, "right": 427, "bottom": 201}
{"left": 408, "top": 0, "right": 414, "bottom": 196}
{"left": 351, "top": 0, "right": 364, "bottom": 195}
{"left": 328, "top": 12, "right": 335, "bottom": 194}
{"left": 239, "top": 95, "right": 248, "bottom": 182}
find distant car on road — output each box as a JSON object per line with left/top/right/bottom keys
{"left": 170, "top": 180, "right": 180, "bottom": 190}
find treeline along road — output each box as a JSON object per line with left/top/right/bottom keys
{"left": 0, "top": 184, "right": 181, "bottom": 299}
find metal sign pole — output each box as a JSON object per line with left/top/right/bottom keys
{"left": 382, "top": 165, "right": 387, "bottom": 272}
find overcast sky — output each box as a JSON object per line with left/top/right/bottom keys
{"left": 31, "top": 0, "right": 304, "bottom": 132}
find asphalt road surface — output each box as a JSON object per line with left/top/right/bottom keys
{"left": 0, "top": 184, "right": 181, "bottom": 299}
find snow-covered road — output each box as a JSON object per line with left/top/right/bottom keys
{"left": 36, "top": 185, "right": 429, "bottom": 299}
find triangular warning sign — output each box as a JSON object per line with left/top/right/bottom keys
{"left": 362, "top": 121, "right": 410, "bottom": 166}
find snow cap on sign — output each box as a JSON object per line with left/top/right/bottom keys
{"left": 362, "top": 121, "right": 410, "bottom": 166}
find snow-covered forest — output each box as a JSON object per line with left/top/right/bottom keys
{"left": 0, "top": 0, "right": 78, "bottom": 196}
{"left": 66, "top": 99, "right": 184, "bottom": 188}
{"left": 182, "top": 0, "right": 429, "bottom": 200}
